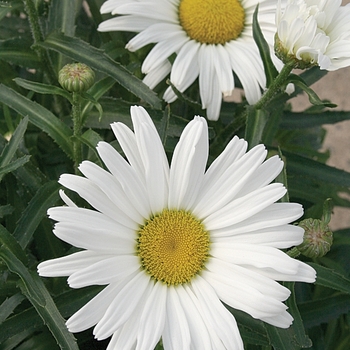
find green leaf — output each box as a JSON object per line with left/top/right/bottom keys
{"left": 0, "top": 293, "right": 25, "bottom": 324}
{"left": 0, "top": 224, "right": 27, "bottom": 265}
{"left": 0, "top": 38, "right": 40, "bottom": 68}
{"left": 245, "top": 106, "right": 268, "bottom": 149}
{"left": 39, "top": 32, "right": 162, "bottom": 109}
{"left": 284, "top": 282, "right": 312, "bottom": 348}
{"left": 80, "top": 92, "right": 103, "bottom": 122}
{"left": 280, "top": 110, "right": 350, "bottom": 129}
{"left": 0, "top": 84, "right": 74, "bottom": 159}
{"left": 252, "top": 5, "right": 278, "bottom": 87}
{"left": 285, "top": 151, "right": 350, "bottom": 189}
{"left": 264, "top": 324, "right": 300, "bottom": 350}
{"left": 0, "top": 246, "right": 79, "bottom": 350}
{"left": 300, "top": 294, "right": 350, "bottom": 328}
{"left": 13, "top": 180, "right": 61, "bottom": 249}
{"left": 81, "top": 76, "right": 116, "bottom": 121}
{"left": 0, "top": 116, "right": 28, "bottom": 172}
{"left": 287, "top": 74, "right": 337, "bottom": 108}
{"left": 0, "top": 155, "right": 31, "bottom": 178}
{"left": 47, "top": 0, "right": 76, "bottom": 37}
{"left": 309, "top": 263, "right": 350, "bottom": 294}
{"left": 14, "top": 78, "right": 72, "bottom": 102}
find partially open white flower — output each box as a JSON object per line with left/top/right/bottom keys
{"left": 98, "top": 0, "right": 284, "bottom": 120}
{"left": 275, "top": 0, "right": 350, "bottom": 70}
{"left": 38, "top": 106, "right": 316, "bottom": 349}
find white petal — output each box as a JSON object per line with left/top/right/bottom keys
{"left": 37, "top": 250, "right": 105, "bottom": 277}
{"left": 68, "top": 255, "right": 140, "bottom": 288}
{"left": 97, "top": 141, "right": 151, "bottom": 218}
{"left": 204, "top": 183, "right": 287, "bottom": 230}
{"left": 211, "top": 202, "right": 304, "bottom": 237}
{"left": 162, "top": 286, "right": 191, "bottom": 350}
{"left": 58, "top": 174, "right": 137, "bottom": 229}
{"left": 191, "top": 276, "right": 244, "bottom": 350}
{"left": 93, "top": 271, "right": 151, "bottom": 340}
{"left": 136, "top": 281, "right": 167, "bottom": 350}
{"left": 168, "top": 116, "right": 208, "bottom": 210}
{"left": 143, "top": 59, "right": 171, "bottom": 89}
{"left": 66, "top": 283, "right": 121, "bottom": 333}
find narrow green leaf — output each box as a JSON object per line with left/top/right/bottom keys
{"left": 309, "top": 262, "right": 350, "bottom": 294}
{"left": 81, "top": 76, "right": 116, "bottom": 121}
{"left": 285, "top": 151, "right": 350, "bottom": 189}
{"left": 13, "top": 181, "right": 61, "bottom": 249}
{"left": 245, "top": 106, "right": 268, "bottom": 149}
{"left": 288, "top": 74, "right": 337, "bottom": 108}
{"left": 0, "top": 293, "right": 25, "bottom": 324}
{"left": 0, "top": 38, "right": 40, "bottom": 67}
{"left": 47, "top": 0, "right": 76, "bottom": 37}
{"left": 280, "top": 110, "right": 350, "bottom": 129}
{"left": 252, "top": 5, "right": 278, "bottom": 87}
{"left": 14, "top": 78, "right": 72, "bottom": 102}
{"left": 300, "top": 294, "right": 350, "bottom": 328}
{"left": 0, "top": 155, "right": 30, "bottom": 178}
{"left": 0, "top": 247, "right": 79, "bottom": 349}
{"left": 0, "top": 84, "right": 74, "bottom": 158}
{"left": 0, "top": 116, "right": 28, "bottom": 170}
{"left": 265, "top": 324, "right": 300, "bottom": 350}
{"left": 0, "top": 204, "right": 13, "bottom": 218}
{"left": 81, "top": 92, "right": 103, "bottom": 122}
{"left": 0, "top": 224, "right": 27, "bottom": 265}
{"left": 284, "top": 282, "right": 312, "bottom": 348}
{"left": 39, "top": 32, "right": 162, "bottom": 109}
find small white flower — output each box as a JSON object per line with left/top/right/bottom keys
{"left": 98, "top": 0, "right": 284, "bottom": 120}
{"left": 275, "top": 0, "right": 350, "bottom": 70}
{"left": 38, "top": 106, "right": 316, "bottom": 349}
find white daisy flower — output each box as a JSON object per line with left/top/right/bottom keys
{"left": 38, "top": 106, "right": 316, "bottom": 349}
{"left": 97, "top": 0, "right": 285, "bottom": 121}
{"left": 275, "top": 0, "right": 350, "bottom": 70}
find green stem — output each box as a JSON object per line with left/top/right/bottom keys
{"left": 72, "top": 92, "right": 82, "bottom": 172}
{"left": 255, "top": 60, "right": 295, "bottom": 110}
{"left": 23, "top": 0, "right": 56, "bottom": 84}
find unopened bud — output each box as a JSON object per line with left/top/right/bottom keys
{"left": 297, "top": 218, "right": 333, "bottom": 258}
{"left": 58, "top": 63, "right": 95, "bottom": 93}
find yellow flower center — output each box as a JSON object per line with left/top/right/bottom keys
{"left": 137, "top": 209, "right": 210, "bottom": 285}
{"left": 179, "top": 0, "right": 245, "bottom": 44}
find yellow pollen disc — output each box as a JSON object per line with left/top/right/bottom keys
{"left": 179, "top": 0, "right": 245, "bottom": 44}
{"left": 137, "top": 209, "right": 210, "bottom": 285}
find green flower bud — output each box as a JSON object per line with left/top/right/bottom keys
{"left": 297, "top": 218, "right": 333, "bottom": 258}
{"left": 58, "top": 63, "right": 95, "bottom": 93}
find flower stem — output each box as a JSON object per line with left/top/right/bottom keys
{"left": 72, "top": 92, "right": 82, "bottom": 172}
{"left": 23, "top": 0, "right": 56, "bottom": 84}
{"left": 255, "top": 60, "right": 295, "bottom": 110}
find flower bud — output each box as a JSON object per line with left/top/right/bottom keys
{"left": 58, "top": 63, "right": 95, "bottom": 93}
{"left": 297, "top": 218, "right": 333, "bottom": 258}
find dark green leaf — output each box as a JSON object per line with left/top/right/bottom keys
{"left": 0, "top": 247, "right": 79, "bottom": 350}
{"left": 39, "top": 32, "right": 162, "bottom": 109}
{"left": 285, "top": 151, "right": 350, "bottom": 189}
{"left": 265, "top": 324, "right": 300, "bottom": 350}
{"left": 14, "top": 78, "right": 72, "bottom": 102}
{"left": 245, "top": 106, "right": 268, "bottom": 149}
{"left": 280, "top": 110, "right": 350, "bottom": 129}
{"left": 284, "top": 282, "right": 312, "bottom": 348}
{"left": 300, "top": 294, "right": 350, "bottom": 328}
{"left": 0, "top": 116, "right": 28, "bottom": 173}
{"left": 309, "top": 263, "right": 350, "bottom": 294}
{"left": 0, "top": 293, "right": 25, "bottom": 324}
{"left": 13, "top": 180, "right": 61, "bottom": 249}
{"left": 252, "top": 5, "right": 278, "bottom": 87}
{"left": 0, "top": 84, "right": 74, "bottom": 158}
{"left": 0, "top": 224, "right": 27, "bottom": 265}
{"left": 0, "top": 38, "right": 40, "bottom": 67}
{"left": 0, "top": 155, "right": 30, "bottom": 178}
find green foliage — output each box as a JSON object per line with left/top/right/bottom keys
{"left": 0, "top": 1, "right": 349, "bottom": 349}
